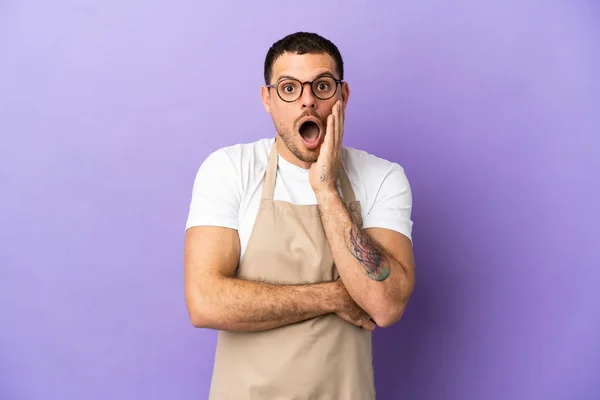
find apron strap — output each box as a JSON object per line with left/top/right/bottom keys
{"left": 261, "top": 141, "right": 279, "bottom": 200}
{"left": 338, "top": 161, "right": 357, "bottom": 204}
{"left": 262, "top": 140, "right": 357, "bottom": 204}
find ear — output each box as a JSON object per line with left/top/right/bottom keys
{"left": 341, "top": 82, "right": 350, "bottom": 110}
{"left": 261, "top": 86, "right": 271, "bottom": 114}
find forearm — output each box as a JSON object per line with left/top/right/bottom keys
{"left": 316, "top": 190, "right": 410, "bottom": 326}
{"left": 189, "top": 276, "right": 337, "bottom": 332}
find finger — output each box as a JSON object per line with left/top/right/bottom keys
{"left": 333, "top": 101, "right": 339, "bottom": 150}
{"left": 325, "top": 113, "right": 334, "bottom": 151}
{"left": 352, "top": 318, "right": 364, "bottom": 328}
{"left": 363, "top": 320, "right": 376, "bottom": 331}
{"left": 335, "top": 102, "right": 343, "bottom": 161}
{"left": 339, "top": 101, "right": 345, "bottom": 144}
{"left": 329, "top": 113, "right": 335, "bottom": 149}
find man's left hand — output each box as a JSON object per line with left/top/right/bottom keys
{"left": 309, "top": 100, "right": 344, "bottom": 195}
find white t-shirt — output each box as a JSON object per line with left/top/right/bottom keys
{"left": 185, "top": 138, "right": 413, "bottom": 259}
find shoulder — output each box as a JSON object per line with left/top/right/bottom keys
{"left": 342, "top": 146, "right": 413, "bottom": 239}
{"left": 185, "top": 138, "right": 273, "bottom": 231}
{"left": 342, "top": 145, "right": 408, "bottom": 185}
{"left": 199, "top": 137, "right": 273, "bottom": 173}
{"left": 220, "top": 137, "right": 273, "bottom": 160}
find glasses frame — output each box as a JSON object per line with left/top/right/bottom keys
{"left": 266, "top": 76, "right": 343, "bottom": 103}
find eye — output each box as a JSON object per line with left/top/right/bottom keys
{"left": 316, "top": 82, "right": 330, "bottom": 91}
{"left": 279, "top": 80, "right": 300, "bottom": 94}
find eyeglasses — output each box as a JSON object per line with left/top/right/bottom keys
{"left": 266, "top": 76, "right": 343, "bottom": 103}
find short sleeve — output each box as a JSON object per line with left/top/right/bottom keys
{"left": 362, "top": 165, "right": 413, "bottom": 242}
{"left": 185, "top": 149, "right": 241, "bottom": 231}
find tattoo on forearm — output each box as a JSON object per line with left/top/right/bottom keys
{"left": 346, "top": 225, "right": 391, "bottom": 281}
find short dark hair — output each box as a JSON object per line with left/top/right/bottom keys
{"left": 264, "top": 32, "right": 344, "bottom": 85}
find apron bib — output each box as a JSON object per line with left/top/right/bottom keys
{"left": 209, "top": 141, "right": 375, "bottom": 400}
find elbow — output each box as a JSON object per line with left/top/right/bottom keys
{"left": 186, "top": 292, "right": 217, "bottom": 329}
{"left": 186, "top": 274, "right": 236, "bottom": 330}
{"left": 185, "top": 276, "right": 226, "bottom": 329}
{"left": 372, "top": 291, "right": 412, "bottom": 328}
{"left": 187, "top": 302, "right": 210, "bottom": 328}
{"left": 372, "top": 304, "right": 406, "bottom": 328}
{"left": 189, "top": 308, "right": 209, "bottom": 328}
{"left": 375, "top": 273, "right": 415, "bottom": 328}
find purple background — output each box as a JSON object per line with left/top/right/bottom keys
{"left": 1, "top": 1, "right": 599, "bottom": 399}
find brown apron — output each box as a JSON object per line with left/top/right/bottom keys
{"left": 209, "top": 141, "right": 375, "bottom": 400}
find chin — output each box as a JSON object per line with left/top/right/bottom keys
{"left": 300, "top": 152, "right": 319, "bottom": 164}
{"left": 291, "top": 146, "right": 319, "bottom": 164}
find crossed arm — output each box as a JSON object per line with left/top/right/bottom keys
{"left": 315, "top": 189, "right": 415, "bottom": 327}
{"left": 183, "top": 196, "right": 414, "bottom": 331}
{"left": 184, "top": 226, "right": 376, "bottom": 332}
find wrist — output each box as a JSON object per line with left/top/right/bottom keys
{"left": 314, "top": 187, "right": 339, "bottom": 203}
{"left": 322, "top": 281, "right": 342, "bottom": 313}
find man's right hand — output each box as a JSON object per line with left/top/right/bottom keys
{"left": 332, "top": 279, "right": 377, "bottom": 331}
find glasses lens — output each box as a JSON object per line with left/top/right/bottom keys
{"left": 312, "top": 77, "right": 337, "bottom": 99}
{"left": 277, "top": 79, "right": 302, "bottom": 102}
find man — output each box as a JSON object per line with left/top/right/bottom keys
{"left": 184, "top": 32, "right": 415, "bottom": 399}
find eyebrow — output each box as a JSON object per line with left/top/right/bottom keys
{"left": 274, "top": 72, "right": 336, "bottom": 83}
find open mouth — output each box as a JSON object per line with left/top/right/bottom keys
{"left": 298, "top": 119, "right": 322, "bottom": 149}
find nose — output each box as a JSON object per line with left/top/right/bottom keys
{"left": 299, "top": 82, "right": 316, "bottom": 108}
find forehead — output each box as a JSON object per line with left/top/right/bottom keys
{"left": 271, "top": 52, "right": 337, "bottom": 82}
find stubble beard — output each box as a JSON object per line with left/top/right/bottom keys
{"left": 273, "top": 119, "right": 320, "bottom": 164}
